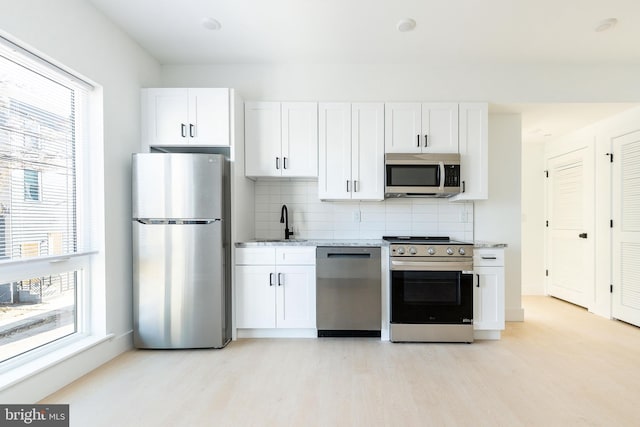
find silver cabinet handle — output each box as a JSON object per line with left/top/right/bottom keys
{"left": 462, "top": 181, "right": 466, "bottom": 193}
{"left": 424, "top": 134, "right": 428, "bottom": 147}
{"left": 476, "top": 274, "right": 480, "bottom": 288}
{"left": 346, "top": 180, "right": 350, "bottom": 192}
{"left": 283, "top": 157, "right": 288, "bottom": 170}
{"left": 416, "top": 134, "right": 420, "bottom": 147}
{"left": 181, "top": 124, "right": 187, "bottom": 137}
{"left": 354, "top": 180, "right": 358, "bottom": 192}
{"left": 481, "top": 256, "right": 497, "bottom": 260}
{"left": 189, "top": 124, "right": 195, "bottom": 138}
{"left": 269, "top": 273, "right": 274, "bottom": 286}
{"left": 278, "top": 273, "right": 283, "bottom": 286}
{"left": 276, "top": 157, "right": 280, "bottom": 170}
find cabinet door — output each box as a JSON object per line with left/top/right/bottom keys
{"left": 318, "top": 103, "right": 352, "bottom": 200}
{"left": 422, "top": 103, "right": 458, "bottom": 153}
{"left": 235, "top": 265, "right": 276, "bottom": 328}
{"left": 245, "top": 102, "right": 282, "bottom": 177}
{"left": 453, "top": 103, "right": 488, "bottom": 200}
{"left": 474, "top": 267, "right": 505, "bottom": 331}
{"left": 352, "top": 103, "right": 385, "bottom": 200}
{"left": 281, "top": 102, "right": 318, "bottom": 178}
{"left": 276, "top": 265, "right": 316, "bottom": 329}
{"left": 142, "top": 88, "right": 190, "bottom": 146}
{"left": 384, "top": 103, "right": 422, "bottom": 153}
{"left": 189, "top": 88, "right": 230, "bottom": 146}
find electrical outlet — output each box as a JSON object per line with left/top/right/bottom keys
{"left": 353, "top": 210, "right": 361, "bottom": 222}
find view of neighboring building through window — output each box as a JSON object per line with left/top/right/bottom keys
{"left": 0, "top": 37, "right": 95, "bottom": 363}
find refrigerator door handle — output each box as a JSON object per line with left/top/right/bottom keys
{"left": 135, "top": 219, "right": 221, "bottom": 225}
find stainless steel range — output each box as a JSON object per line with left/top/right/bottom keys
{"left": 384, "top": 236, "right": 474, "bottom": 343}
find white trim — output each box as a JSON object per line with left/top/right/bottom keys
{"left": 0, "top": 333, "right": 114, "bottom": 390}
{"left": 0, "top": 34, "right": 94, "bottom": 90}
{"left": 236, "top": 329, "right": 317, "bottom": 339}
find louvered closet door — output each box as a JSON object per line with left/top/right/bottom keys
{"left": 612, "top": 130, "right": 640, "bottom": 327}
{"left": 546, "top": 147, "right": 594, "bottom": 307}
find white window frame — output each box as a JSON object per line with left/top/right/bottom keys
{"left": 0, "top": 33, "right": 106, "bottom": 382}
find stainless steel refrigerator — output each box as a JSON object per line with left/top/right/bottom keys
{"left": 132, "top": 153, "right": 231, "bottom": 349}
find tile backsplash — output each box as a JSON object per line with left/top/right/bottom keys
{"left": 255, "top": 181, "right": 474, "bottom": 241}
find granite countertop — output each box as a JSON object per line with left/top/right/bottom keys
{"left": 235, "top": 239, "right": 386, "bottom": 248}
{"left": 474, "top": 241, "right": 508, "bottom": 248}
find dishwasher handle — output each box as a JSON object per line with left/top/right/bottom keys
{"left": 326, "top": 253, "right": 371, "bottom": 259}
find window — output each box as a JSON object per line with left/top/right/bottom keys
{"left": 23, "top": 169, "right": 41, "bottom": 201}
{"left": 0, "top": 36, "right": 97, "bottom": 364}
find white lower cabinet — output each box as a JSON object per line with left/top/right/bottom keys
{"left": 473, "top": 248, "right": 505, "bottom": 339}
{"left": 235, "top": 247, "right": 316, "bottom": 335}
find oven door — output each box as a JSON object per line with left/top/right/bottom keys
{"left": 391, "top": 270, "right": 473, "bottom": 324}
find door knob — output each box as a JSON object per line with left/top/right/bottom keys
{"left": 579, "top": 233, "right": 588, "bottom": 239}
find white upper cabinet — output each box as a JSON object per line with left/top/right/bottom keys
{"left": 385, "top": 103, "right": 458, "bottom": 153}
{"left": 141, "top": 88, "right": 230, "bottom": 148}
{"left": 451, "top": 102, "right": 488, "bottom": 201}
{"left": 245, "top": 101, "right": 318, "bottom": 178}
{"left": 318, "top": 103, "right": 384, "bottom": 200}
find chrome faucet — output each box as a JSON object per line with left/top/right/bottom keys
{"left": 280, "top": 204, "right": 294, "bottom": 240}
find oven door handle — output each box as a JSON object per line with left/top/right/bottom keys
{"left": 390, "top": 260, "right": 473, "bottom": 271}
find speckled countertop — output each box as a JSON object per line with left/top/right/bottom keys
{"left": 235, "top": 239, "right": 386, "bottom": 248}
{"left": 236, "top": 239, "right": 507, "bottom": 248}
{"left": 473, "top": 241, "right": 508, "bottom": 248}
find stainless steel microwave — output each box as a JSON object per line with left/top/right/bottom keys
{"left": 385, "top": 153, "right": 461, "bottom": 197}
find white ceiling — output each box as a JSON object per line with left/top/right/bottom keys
{"left": 88, "top": 0, "right": 640, "bottom": 142}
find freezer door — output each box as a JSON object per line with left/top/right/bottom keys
{"left": 133, "top": 220, "right": 228, "bottom": 348}
{"left": 132, "top": 153, "right": 223, "bottom": 219}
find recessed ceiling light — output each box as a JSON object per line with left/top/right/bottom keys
{"left": 594, "top": 18, "right": 617, "bottom": 32}
{"left": 202, "top": 17, "right": 222, "bottom": 31}
{"left": 397, "top": 18, "right": 416, "bottom": 32}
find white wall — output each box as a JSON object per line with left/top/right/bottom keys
{"left": 161, "top": 63, "right": 640, "bottom": 102}
{"left": 475, "top": 114, "right": 523, "bottom": 321}
{"left": 0, "top": 0, "right": 161, "bottom": 402}
{"left": 543, "top": 106, "right": 640, "bottom": 318}
{"left": 521, "top": 142, "right": 546, "bottom": 295}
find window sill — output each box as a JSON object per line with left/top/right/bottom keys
{"left": 0, "top": 333, "right": 114, "bottom": 392}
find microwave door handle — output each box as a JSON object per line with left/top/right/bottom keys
{"left": 439, "top": 161, "right": 445, "bottom": 191}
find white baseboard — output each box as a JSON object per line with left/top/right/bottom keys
{"left": 0, "top": 331, "right": 133, "bottom": 403}
{"left": 236, "top": 329, "right": 317, "bottom": 339}
{"left": 506, "top": 307, "right": 525, "bottom": 322}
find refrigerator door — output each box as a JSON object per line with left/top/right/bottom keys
{"left": 133, "top": 220, "right": 228, "bottom": 348}
{"left": 132, "top": 153, "right": 223, "bottom": 220}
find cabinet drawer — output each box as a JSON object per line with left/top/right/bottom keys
{"left": 235, "top": 247, "right": 276, "bottom": 265}
{"left": 276, "top": 246, "right": 316, "bottom": 265}
{"left": 474, "top": 248, "right": 504, "bottom": 267}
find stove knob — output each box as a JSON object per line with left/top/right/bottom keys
{"left": 409, "top": 246, "right": 417, "bottom": 255}
{"left": 396, "top": 246, "right": 405, "bottom": 255}
{"left": 427, "top": 247, "right": 436, "bottom": 255}
{"left": 446, "top": 247, "right": 454, "bottom": 255}
{"left": 458, "top": 247, "right": 466, "bottom": 255}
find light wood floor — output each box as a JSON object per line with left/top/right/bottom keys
{"left": 42, "top": 296, "right": 640, "bottom": 427}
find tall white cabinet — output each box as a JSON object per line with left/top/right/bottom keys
{"left": 453, "top": 103, "right": 489, "bottom": 200}
{"left": 473, "top": 247, "right": 506, "bottom": 339}
{"left": 318, "top": 102, "right": 385, "bottom": 200}
{"left": 244, "top": 102, "right": 318, "bottom": 178}
{"left": 384, "top": 103, "right": 458, "bottom": 153}
{"left": 141, "top": 88, "right": 230, "bottom": 148}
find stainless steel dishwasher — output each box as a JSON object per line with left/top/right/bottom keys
{"left": 316, "top": 246, "right": 381, "bottom": 337}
